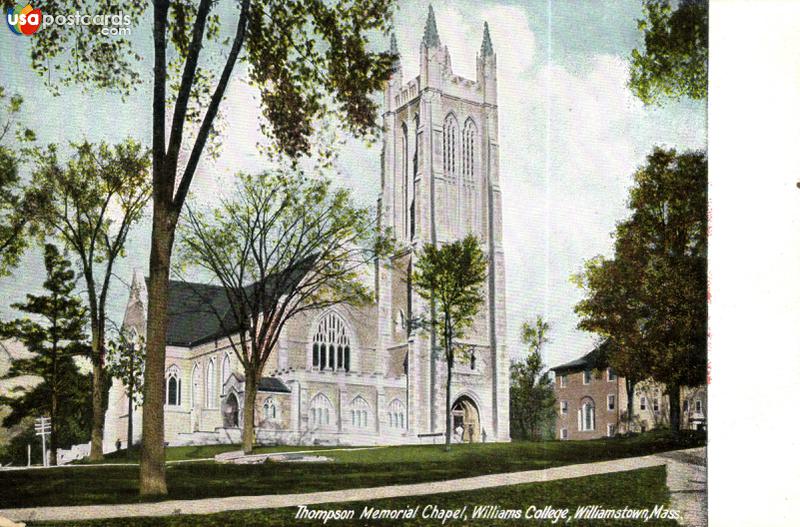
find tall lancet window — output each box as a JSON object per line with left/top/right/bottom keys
{"left": 443, "top": 114, "right": 459, "bottom": 180}
{"left": 411, "top": 114, "right": 419, "bottom": 239}
{"left": 312, "top": 312, "right": 351, "bottom": 372}
{"left": 462, "top": 118, "right": 478, "bottom": 233}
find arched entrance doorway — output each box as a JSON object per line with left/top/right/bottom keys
{"left": 223, "top": 393, "right": 240, "bottom": 428}
{"left": 451, "top": 395, "right": 480, "bottom": 443}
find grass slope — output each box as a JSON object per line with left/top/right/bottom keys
{"left": 31, "top": 466, "right": 678, "bottom": 527}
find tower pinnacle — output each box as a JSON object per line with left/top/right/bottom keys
{"left": 422, "top": 5, "right": 441, "bottom": 48}
{"left": 480, "top": 21, "right": 494, "bottom": 57}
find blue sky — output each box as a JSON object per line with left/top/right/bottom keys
{"left": 0, "top": 0, "right": 706, "bottom": 369}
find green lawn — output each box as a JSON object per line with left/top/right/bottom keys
{"left": 1, "top": 430, "right": 704, "bottom": 509}
{"left": 30, "top": 466, "right": 679, "bottom": 527}
{"left": 76, "top": 443, "right": 335, "bottom": 464}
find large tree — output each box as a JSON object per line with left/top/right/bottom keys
{"left": 179, "top": 171, "right": 388, "bottom": 454}
{"left": 412, "top": 234, "right": 488, "bottom": 450}
{"left": 574, "top": 147, "right": 707, "bottom": 432}
{"left": 29, "top": 140, "right": 152, "bottom": 461}
{"left": 12, "top": 0, "right": 396, "bottom": 494}
{"left": 629, "top": 0, "right": 708, "bottom": 105}
{"left": 0, "top": 244, "right": 92, "bottom": 466}
{"left": 573, "top": 256, "right": 650, "bottom": 430}
{"left": 0, "top": 86, "right": 41, "bottom": 276}
{"left": 510, "top": 316, "right": 556, "bottom": 441}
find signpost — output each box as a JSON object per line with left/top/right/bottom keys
{"left": 34, "top": 416, "right": 51, "bottom": 467}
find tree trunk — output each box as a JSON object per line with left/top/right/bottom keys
{"left": 50, "top": 393, "right": 58, "bottom": 467}
{"left": 127, "top": 362, "right": 134, "bottom": 457}
{"left": 668, "top": 384, "right": 681, "bottom": 434}
{"left": 139, "top": 207, "right": 175, "bottom": 496}
{"left": 444, "top": 322, "right": 452, "bottom": 451}
{"left": 89, "top": 316, "right": 105, "bottom": 461}
{"left": 626, "top": 378, "right": 635, "bottom": 433}
{"left": 242, "top": 369, "right": 258, "bottom": 455}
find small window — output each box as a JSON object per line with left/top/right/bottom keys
{"left": 560, "top": 428, "right": 568, "bottom": 440}
{"left": 607, "top": 368, "right": 617, "bottom": 381}
{"left": 607, "top": 423, "right": 616, "bottom": 437}
{"left": 560, "top": 401, "right": 568, "bottom": 415}
{"left": 653, "top": 397, "right": 660, "bottom": 412}
{"left": 583, "top": 370, "right": 591, "bottom": 385}
{"left": 607, "top": 395, "right": 616, "bottom": 411}
{"left": 166, "top": 366, "right": 181, "bottom": 407}
{"left": 640, "top": 397, "right": 647, "bottom": 411}
{"left": 264, "top": 397, "right": 278, "bottom": 422}
{"left": 683, "top": 399, "right": 689, "bottom": 412}
{"left": 469, "top": 349, "right": 477, "bottom": 370}
{"left": 695, "top": 400, "right": 702, "bottom": 413}
{"left": 559, "top": 374, "right": 567, "bottom": 388}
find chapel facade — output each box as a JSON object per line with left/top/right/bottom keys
{"left": 103, "top": 7, "right": 510, "bottom": 450}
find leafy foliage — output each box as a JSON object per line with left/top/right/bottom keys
{"left": 27, "top": 139, "right": 152, "bottom": 459}
{"left": 106, "top": 331, "right": 146, "bottom": 408}
{"left": 0, "top": 87, "right": 42, "bottom": 276}
{"left": 630, "top": 0, "right": 708, "bottom": 104}
{"left": 510, "top": 316, "right": 556, "bottom": 441}
{"left": 178, "top": 169, "right": 391, "bottom": 452}
{"left": 574, "top": 148, "right": 707, "bottom": 431}
{"left": 0, "top": 244, "right": 92, "bottom": 465}
{"left": 412, "top": 234, "right": 488, "bottom": 447}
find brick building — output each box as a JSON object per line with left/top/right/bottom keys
{"left": 551, "top": 341, "right": 706, "bottom": 440}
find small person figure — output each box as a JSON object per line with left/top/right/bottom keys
{"left": 115, "top": 438, "right": 122, "bottom": 452}
{"left": 454, "top": 424, "right": 464, "bottom": 443}
{"left": 481, "top": 428, "right": 487, "bottom": 443}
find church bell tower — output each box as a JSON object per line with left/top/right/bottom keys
{"left": 377, "top": 5, "right": 509, "bottom": 442}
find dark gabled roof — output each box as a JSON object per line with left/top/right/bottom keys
{"left": 550, "top": 340, "right": 611, "bottom": 373}
{"left": 153, "top": 257, "right": 314, "bottom": 348}
{"left": 258, "top": 377, "right": 291, "bottom": 393}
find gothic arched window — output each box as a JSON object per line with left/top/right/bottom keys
{"left": 309, "top": 393, "right": 334, "bottom": 427}
{"left": 401, "top": 122, "right": 409, "bottom": 238}
{"left": 206, "top": 358, "right": 216, "bottom": 408}
{"left": 221, "top": 353, "right": 231, "bottom": 394}
{"left": 462, "top": 118, "right": 477, "bottom": 182}
{"left": 166, "top": 365, "right": 181, "bottom": 406}
{"left": 191, "top": 363, "right": 201, "bottom": 409}
{"left": 388, "top": 399, "right": 406, "bottom": 429}
{"left": 351, "top": 396, "right": 370, "bottom": 428}
{"left": 264, "top": 397, "right": 278, "bottom": 421}
{"left": 313, "top": 313, "right": 351, "bottom": 372}
{"left": 443, "top": 114, "right": 459, "bottom": 180}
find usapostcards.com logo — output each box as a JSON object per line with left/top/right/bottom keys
{"left": 6, "top": 3, "right": 41, "bottom": 35}
{"left": 7, "top": 3, "right": 132, "bottom": 36}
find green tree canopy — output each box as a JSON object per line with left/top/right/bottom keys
{"left": 412, "top": 234, "right": 488, "bottom": 449}
{"left": 28, "top": 139, "right": 152, "bottom": 461}
{"left": 0, "top": 244, "right": 92, "bottom": 466}
{"left": 178, "top": 169, "right": 390, "bottom": 454}
{"left": 629, "top": 0, "right": 708, "bottom": 104}
{"left": 574, "top": 147, "right": 707, "bottom": 432}
{"left": 10, "top": 0, "right": 396, "bottom": 494}
{"left": 0, "top": 86, "right": 42, "bottom": 276}
{"left": 510, "top": 316, "right": 556, "bottom": 441}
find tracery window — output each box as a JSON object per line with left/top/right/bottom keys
{"left": 388, "top": 399, "right": 406, "bottom": 429}
{"left": 443, "top": 114, "right": 459, "bottom": 179}
{"left": 166, "top": 365, "right": 181, "bottom": 406}
{"left": 309, "top": 393, "right": 334, "bottom": 427}
{"left": 312, "top": 313, "right": 351, "bottom": 372}
{"left": 351, "top": 396, "right": 370, "bottom": 428}
{"left": 462, "top": 119, "right": 476, "bottom": 182}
